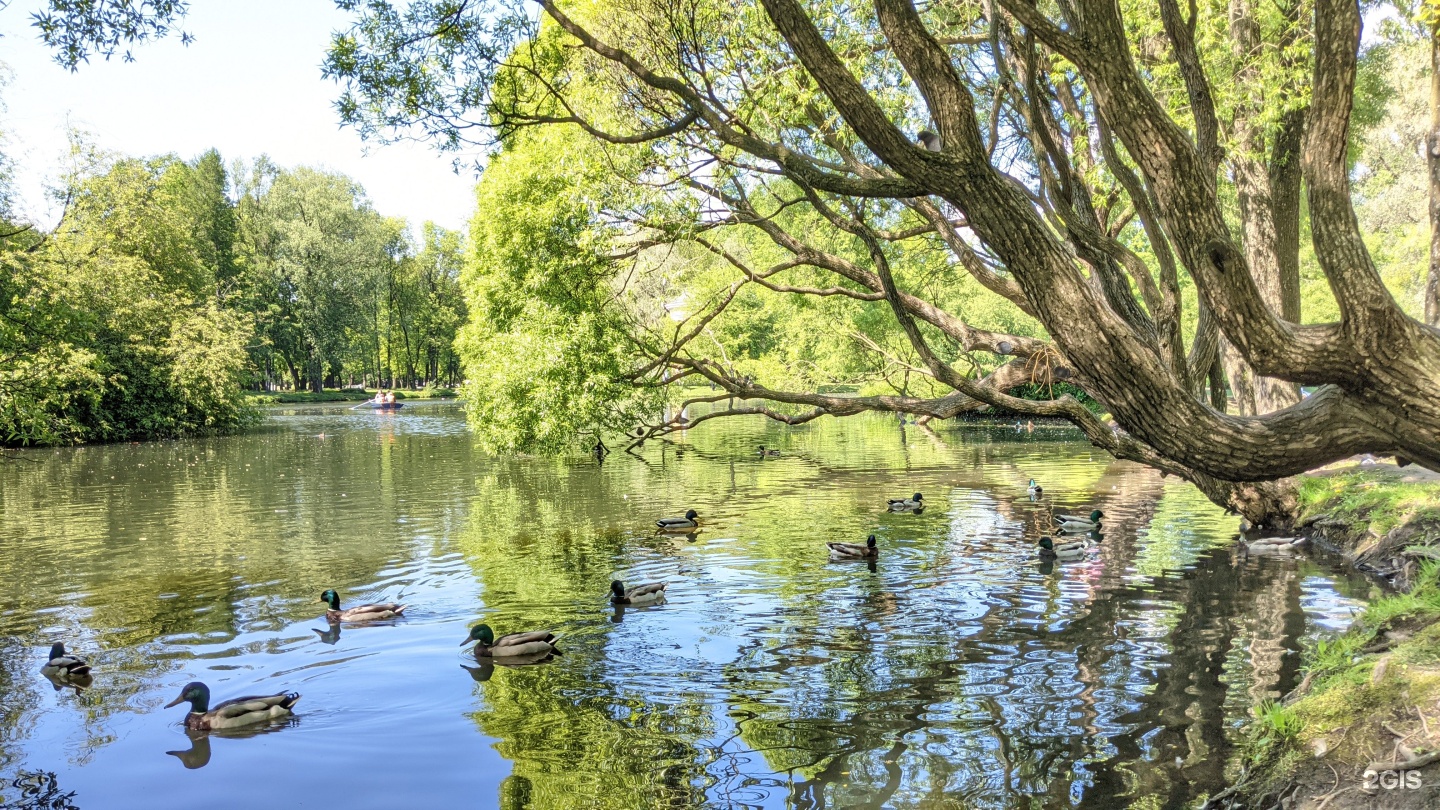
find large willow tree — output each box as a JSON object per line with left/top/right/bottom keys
{"left": 26, "top": 0, "right": 1440, "bottom": 523}
{"left": 323, "top": 0, "right": 1440, "bottom": 524}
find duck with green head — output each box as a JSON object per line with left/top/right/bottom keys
{"left": 656, "top": 509, "right": 699, "bottom": 531}
{"left": 164, "top": 681, "right": 301, "bottom": 731}
{"left": 319, "top": 589, "right": 407, "bottom": 623}
{"left": 460, "top": 623, "right": 559, "bottom": 657}
{"left": 1053, "top": 510, "right": 1103, "bottom": 532}
{"left": 827, "top": 534, "right": 879, "bottom": 559}
{"left": 1027, "top": 479, "right": 1043, "bottom": 496}
{"left": 1037, "top": 535, "right": 1086, "bottom": 560}
{"left": 610, "top": 580, "right": 667, "bottom": 605}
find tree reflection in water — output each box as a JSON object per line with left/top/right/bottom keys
{"left": 2, "top": 770, "right": 80, "bottom": 810}
{"left": 0, "top": 410, "right": 1371, "bottom": 808}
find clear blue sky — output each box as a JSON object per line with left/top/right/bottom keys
{"left": 0, "top": 0, "right": 476, "bottom": 232}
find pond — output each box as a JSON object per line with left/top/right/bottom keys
{"left": 0, "top": 404, "right": 1371, "bottom": 809}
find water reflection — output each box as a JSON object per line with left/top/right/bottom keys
{"left": 2, "top": 770, "right": 81, "bottom": 810}
{"left": 165, "top": 732, "right": 211, "bottom": 770}
{"left": 0, "top": 404, "right": 1372, "bottom": 808}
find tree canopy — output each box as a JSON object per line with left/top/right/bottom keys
{"left": 0, "top": 135, "right": 466, "bottom": 444}
{"left": 13, "top": 0, "right": 1440, "bottom": 524}
{"left": 314, "top": 0, "right": 1440, "bottom": 522}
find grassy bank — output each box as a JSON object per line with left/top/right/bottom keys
{"left": 247, "top": 388, "right": 458, "bottom": 405}
{"left": 1217, "top": 469, "right": 1440, "bottom": 809}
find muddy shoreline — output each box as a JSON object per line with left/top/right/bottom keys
{"left": 1208, "top": 464, "right": 1440, "bottom": 810}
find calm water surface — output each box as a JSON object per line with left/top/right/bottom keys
{"left": 0, "top": 404, "right": 1371, "bottom": 809}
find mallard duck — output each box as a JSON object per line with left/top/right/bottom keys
{"left": 40, "top": 642, "right": 92, "bottom": 680}
{"left": 887, "top": 493, "right": 923, "bottom": 511}
{"left": 1246, "top": 537, "right": 1302, "bottom": 554}
{"left": 757, "top": 446, "right": 781, "bottom": 457}
{"left": 610, "top": 580, "right": 667, "bottom": 605}
{"left": 460, "top": 623, "right": 559, "bottom": 657}
{"left": 1027, "top": 479, "right": 1043, "bottom": 496}
{"left": 828, "top": 534, "right": 879, "bottom": 559}
{"left": 657, "top": 509, "right": 699, "bottom": 531}
{"left": 1054, "top": 510, "right": 1103, "bottom": 531}
{"left": 1037, "top": 535, "right": 1085, "bottom": 560}
{"left": 164, "top": 681, "right": 301, "bottom": 731}
{"left": 319, "top": 589, "right": 407, "bottom": 623}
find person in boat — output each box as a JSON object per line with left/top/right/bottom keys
{"left": 384, "top": 391, "right": 395, "bottom": 405}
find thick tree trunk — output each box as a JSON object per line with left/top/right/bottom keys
{"left": 308, "top": 349, "right": 324, "bottom": 394}
{"left": 1429, "top": 20, "right": 1440, "bottom": 328}
{"left": 1270, "top": 109, "right": 1305, "bottom": 325}
{"left": 1226, "top": 0, "right": 1302, "bottom": 414}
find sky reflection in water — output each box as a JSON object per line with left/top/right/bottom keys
{"left": 0, "top": 404, "right": 1369, "bottom": 809}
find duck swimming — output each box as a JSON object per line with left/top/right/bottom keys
{"left": 609, "top": 580, "right": 667, "bottom": 605}
{"left": 460, "top": 623, "right": 560, "bottom": 657}
{"left": 319, "top": 589, "right": 407, "bottom": 623}
{"left": 1037, "top": 535, "right": 1086, "bottom": 560}
{"left": 1027, "top": 479, "right": 1043, "bottom": 497}
{"left": 657, "top": 509, "right": 700, "bottom": 531}
{"left": 40, "top": 642, "right": 92, "bottom": 680}
{"left": 164, "top": 681, "right": 301, "bottom": 731}
{"left": 828, "top": 534, "right": 879, "bottom": 559}
{"left": 1054, "top": 510, "right": 1103, "bottom": 532}
{"left": 887, "top": 493, "right": 923, "bottom": 511}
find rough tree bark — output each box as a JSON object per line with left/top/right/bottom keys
{"left": 318, "top": 0, "right": 1440, "bottom": 527}
{"left": 1430, "top": 16, "right": 1440, "bottom": 328}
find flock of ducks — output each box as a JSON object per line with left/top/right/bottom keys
{"left": 40, "top": 477, "right": 1108, "bottom": 733}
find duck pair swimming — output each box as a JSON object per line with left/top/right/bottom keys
{"left": 459, "top": 577, "right": 669, "bottom": 660}
{"left": 44, "top": 640, "right": 295, "bottom": 730}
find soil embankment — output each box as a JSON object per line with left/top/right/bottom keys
{"left": 1211, "top": 463, "right": 1440, "bottom": 809}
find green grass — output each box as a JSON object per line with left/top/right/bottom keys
{"left": 1228, "top": 476, "right": 1440, "bottom": 801}
{"left": 1236, "top": 560, "right": 1440, "bottom": 796}
{"left": 1297, "top": 472, "right": 1440, "bottom": 535}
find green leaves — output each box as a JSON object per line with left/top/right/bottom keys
{"left": 1, "top": 148, "right": 256, "bottom": 443}
{"left": 32, "top": 0, "right": 192, "bottom": 71}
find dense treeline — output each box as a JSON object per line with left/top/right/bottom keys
{"left": 0, "top": 137, "right": 465, "bottom": 445}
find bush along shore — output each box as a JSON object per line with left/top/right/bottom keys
{"left": 1210, "top": 465, "right": 1440, "bottom": 809}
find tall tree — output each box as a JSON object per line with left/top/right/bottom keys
{"left": 319, "top": 0, "right": 1440, "bottom": 525}
{"left": 240, "top": 165, "right": 401, "bottom": 392}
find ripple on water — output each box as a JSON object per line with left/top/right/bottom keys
{"left": 0, "top": 409, "right": 1372, "bottom": 810}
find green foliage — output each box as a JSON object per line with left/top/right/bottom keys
{"left": 1251, "top": 699, "right": 1303, "bottom": 748}
{"left": 0, "top": 143, "right": 256, "bottom": 443}
{"left": 235, "top": 161, "right": 466, "bottom": 393}
{"left": 1346, "top": 28, "right": 1433, "bottom": 320}
{"left": 31, "top": 0, "right": 192, "bottom": 71}
{"left": 460, "top": 126, "right": 663, "bottom": 453}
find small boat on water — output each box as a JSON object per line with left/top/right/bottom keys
{"left": 359, "top": 402, "right": 404, "bottom": 410}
